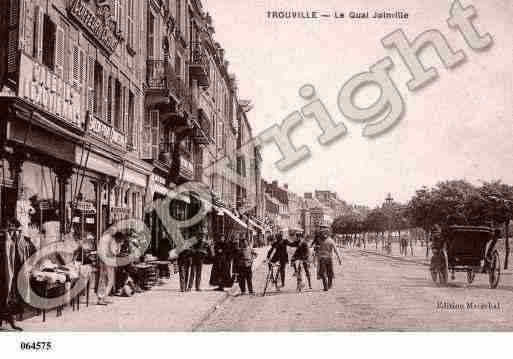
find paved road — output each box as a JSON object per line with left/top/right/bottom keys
{"left": 198, "top": 248, "right": 513, "bottom": 331}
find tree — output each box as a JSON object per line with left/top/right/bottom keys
{"left": 478, "top": 181, "right": 513, "bottom": 269}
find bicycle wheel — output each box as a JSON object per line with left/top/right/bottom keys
{"left": 262, "top": 268, "right": 272, "bottom": 296}
{"left": 296, "top": 264, "right": 303, "bottom": 292}
{"left": 273, "top": 268, "right": 281, "bottom": 292}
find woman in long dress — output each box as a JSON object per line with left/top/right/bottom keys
{"left": 209, "top": 235, "right": 234, "bottom": 291}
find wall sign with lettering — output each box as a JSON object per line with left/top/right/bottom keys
{"left": 68, "top": 0, "right": 120, "bottom": 54}
{"left": 17, "top": 53, "right": 82, "bottom": 127}
{"left": 86, "top": 112, "right": 126, "bottom": 149}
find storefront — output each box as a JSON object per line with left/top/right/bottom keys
{"left": 145, "top": 174, "right": 193, "bottom": 259}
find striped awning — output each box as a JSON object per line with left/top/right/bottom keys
{"left": 219, "top": 208, "right": 248, "bottom": 229}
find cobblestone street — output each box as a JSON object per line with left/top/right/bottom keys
{"left": 198, "top": 248, "right": 513, "bottom": 331}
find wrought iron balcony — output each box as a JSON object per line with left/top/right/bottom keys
{"left": 146, "top": 59, "right": 184, "bottom": 104}
{"left": 189, "top": 42, "right": 210, "bottom": 88}
{"left": 146, "top": 60, "right": 168, "bottom": 90}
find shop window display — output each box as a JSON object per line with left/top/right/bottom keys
{"left": 66, "top": 174, "right": 98, "bottom": 259}
{"left": 19, "top": 162, "right": 61, "bottom": 250}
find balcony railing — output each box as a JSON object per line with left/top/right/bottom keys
{"left": 189, "top": 42, "right": 210, "bottom": 88}
{"left": 147, "top": 60, "right": 168, "bottom": 90}
{"left": 147, "top": 59, "right": 185, "bottom": 103}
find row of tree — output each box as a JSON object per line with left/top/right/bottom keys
{"left": 332, "top": 180, "right": 513, "bottom": 268}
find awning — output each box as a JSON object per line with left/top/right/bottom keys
{"left": 247, "top": 218, "right": 265, "bottom": 232}
{"left": 153, "top": 184, "right": 191, "bottom": 204}
{"left": 219, "top": 208, "right": 248, "bottom": 229}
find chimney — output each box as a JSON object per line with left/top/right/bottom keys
{"left": 284, "top": 184, "right": 288, "bottom": 189}
{"left": 272, "top": 180, "right": 278, "bottom": 187}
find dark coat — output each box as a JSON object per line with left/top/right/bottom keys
{"left": 209, "top": 241, "right": 235, "bottom": 288}
{"left": 267, "top": 239, "right": 289, "bottom": 263}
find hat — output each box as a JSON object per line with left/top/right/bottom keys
{"left": 319, "top": 224, "right": 330, "bottom": 229}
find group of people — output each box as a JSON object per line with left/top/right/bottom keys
{"left": 176, "top": 230, "right": 258, "bottom": 295}
{"left": 266, "top": 224, "right": 342, "bottom": 292}
{"left": 94, "top": 224, "right": 342, "bottom": 306}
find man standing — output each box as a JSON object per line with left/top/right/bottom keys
{"left": 188, "top": 229, "right": 209, "bottom": 291}
{"left": 266, "top": 233, "right": 289, "bottom": 288}
{"left": 315, "top": 225, "right": 342, "bottom": 291}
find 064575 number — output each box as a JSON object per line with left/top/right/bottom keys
{"left": 20, "top": 341, "right": 52, "bottom": 351}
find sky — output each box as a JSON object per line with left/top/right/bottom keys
{"left": 201, "top": 0, "right": 512, "bottom": 207}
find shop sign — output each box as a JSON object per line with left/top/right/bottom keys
{"left": 86, "top": 112, "right": 126, "bottom": 149}
{"left": 17, "top": 53, "right": 82, "bottom": 128}
{"left": 68, "top": 0, "right": 120, "bottom": 54}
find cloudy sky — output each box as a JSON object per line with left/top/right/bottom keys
{"left": 202, "top": 0, "right": 512, "bottom": 207}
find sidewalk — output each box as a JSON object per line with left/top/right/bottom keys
{"left": 18, "top": 246, "right": 269, "bottom": 332}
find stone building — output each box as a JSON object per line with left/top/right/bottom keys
{"left": 0, "top": 0, "right": 264, "bottom": 257}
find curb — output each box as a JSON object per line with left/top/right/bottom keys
{"left": 191, "top": 246, "right": 269, "bottom": 331}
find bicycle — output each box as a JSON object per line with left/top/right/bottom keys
{"left": 292, "top": 259, "right": 306, "bottom": 292}
{"left": 262, "top": 261, "right": 281, "bottom": 296}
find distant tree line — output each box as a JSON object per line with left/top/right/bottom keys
{"left": 332, "top": 180, "right": 513, "bottom": 269}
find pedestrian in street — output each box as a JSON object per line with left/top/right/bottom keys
{"left": 236, "top": 234, "right": 256, "bottom": 295}
{"left": 177, "top": 245, "right": 193, "bottom": 292}
{"left": 315, "top": 226, "right": 342, "bottom": 291}
{"left": 266, "top": 232, "right": 289, "bottom": 288}
{"left": 97, "top": 231, "right": 122, "bottom": 305}
{"left": 209, "top": 235, "right": 234, "bottom": 291}
{"left": 188, "top": 229, "right": 210, "bottom": 291}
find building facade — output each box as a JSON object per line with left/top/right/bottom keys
{"left": 0, "top": 0, "right": 263, "bottom": 257}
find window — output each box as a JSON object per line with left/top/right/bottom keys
{"left": 107, "top": 76, "right": 113, "bottom": 124}
{"left": 114, "top": 80, "right": 122, "bottom": 129}
{"left": 147, "top": 10, "right": 155, "bottom": 59}
{"left": 70, "top": 44, "right": 86, "bottom": 90}
{"left": 127, "top": 91, "right": 135, "bottom": 146}
{"left": 93, "top": 61, "right": 103, "bottom": 118}
{"left": 42, "top": 14, "right": 56, "bottom": 70}
{"left": 127, "top": 0, "right": 134, "bottom": 51}
{"left": 176, "top": 0, "right": 181, "bottom": 32}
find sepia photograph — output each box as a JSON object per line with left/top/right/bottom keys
{"left": 0, "top": 0, "right": 512, "bottom": 356}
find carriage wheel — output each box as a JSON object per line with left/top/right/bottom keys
{"left": 438, "top": 250, "right": 449, "bottom": 285}
{"left": 430, "top": 257, "right": 439, "bottom": 283}
{"left": 488, "top": 251, "right": 501, "bottom": 289}
{"left": 466, "top": 270, "right": 475, "bottom": 285}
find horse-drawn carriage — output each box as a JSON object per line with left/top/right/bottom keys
{"left": 430, "top": 225, "right": 501, "bottom": 288}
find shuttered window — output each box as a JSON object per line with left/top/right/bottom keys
{"left": 87, "top": 56, "right": 95, "bottom": 114}
{"left": 106, "top": 76, "right": 113, "bottom": 124}
{"left": 32, "top": 5, "right": 43, "bottom": 60}
{"left": 54, "top": 25, "right": 64, "bottom": 77}
{"left": 72, "top": 45, "right": 79, "bottom": 88}
{"left": 150, "top": 110, "right": 159, "bottom": 160}
{"left": 103, "top": 68, "right": 109, "bottom": 122}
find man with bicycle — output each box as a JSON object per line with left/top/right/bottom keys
{"left": 289, "top": 234, "right": 312, "bottom": 290}
{"left": 266, "top": 233, "right": 289, "bottom": 288}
